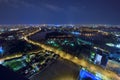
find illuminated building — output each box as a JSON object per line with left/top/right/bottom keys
{"left": 0, "top": 46, "right": 4, "bottom": 56}
{"left": 93, "top": 49, "right": 109, "bottom": 68}
{"left": 78, "top": 68, "right": 101, "bottom": 80}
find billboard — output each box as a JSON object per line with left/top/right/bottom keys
{"left": 94, "top": 54, "right": 102, "bottom": 65}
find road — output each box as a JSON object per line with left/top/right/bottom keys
{"left": 0, "top": 54, "right": 22, "bottom": 63}
{"left": 0, "top": 29, "right": 41, "bottom": 62}
{"left": 24, "top": 29, "right": 120, "bottom": 80}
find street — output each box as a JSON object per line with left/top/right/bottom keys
{"left": 24, "top": 30, "right": 120, "bottom": 80}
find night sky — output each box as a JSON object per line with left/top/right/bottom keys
{"left": 0, "top": 0, "right": 120, "bottom": 24}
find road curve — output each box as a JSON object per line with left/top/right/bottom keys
{"left": 24, "top": 30, "right": 120, "bottom": 80}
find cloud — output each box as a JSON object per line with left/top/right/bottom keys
{"left": 43, "top": 3, "right": 63, "bottom": 12}
{"left": 68, "top": 6, "right": 79, "bottom": 11}
{"left": 0, "top": 0, "right": 36, "bottom": 8}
